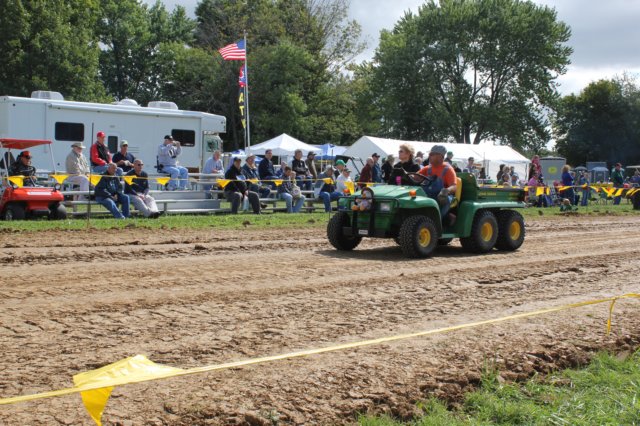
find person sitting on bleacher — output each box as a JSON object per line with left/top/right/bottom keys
{"left": 418, "top": 145, "right": 457, "bottom": 223}
{"left": 258, "top": 149, "right": 279, "bottom": 187}
{"left": 314, "top": 165, "right": 342, "bottom": 212}
{"left": 9, "top": 151, "right": 38, "bottom": 186}
{"left": 65, "top": 142, "right": 90, "bottom": 202}
{"left": 157, "top": 135, "right": 188, "bottom": 191}
{"left": 242, "top": 154, "right": 271, "bottom": 198}
{"left": 94, "top": 163, "right": 129, "bottom": 219}
{"left": 278, "top": 166, "right": 306, "bottom": 213}
{"left": 224, "top": 157, "right": 261, "bottom": 215}
{"left": 125, "top": 159, "right": 160, "bottom": 218}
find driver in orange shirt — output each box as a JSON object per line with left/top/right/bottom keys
{"left": 418, "top": 145, "right": 457, "bottom": 223}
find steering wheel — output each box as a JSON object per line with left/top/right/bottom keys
{"left": 405, "top": 172, "right": 427, "bottom": 185}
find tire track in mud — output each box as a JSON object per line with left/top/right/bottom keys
{"left": 1, "top": 215, "right": 640, "bottom": 424}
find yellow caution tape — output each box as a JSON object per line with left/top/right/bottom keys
{"left": 1, "top": 293, "right": 638, "bottom": 426}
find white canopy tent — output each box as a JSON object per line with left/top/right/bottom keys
{"left": 342, "top": 136, "right": 530, "bottom": 182}
{"left": 247, "top": 133, "right": 322, "bottom": 157}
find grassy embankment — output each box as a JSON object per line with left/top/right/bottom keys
{"left": 0, "top": 203, "right": 638, "bottom": 232}
{"left": 360, "top": 351, "right": 640, "bottom": 425}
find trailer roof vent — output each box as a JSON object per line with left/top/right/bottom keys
{"left": 31, "top": 91, "right": 64, "bottom": 101}
{"left": 115, "top": 98, "right": 139, "bottom": 106}
{"left": 147, "top": 101, "right": 179, "bottom": 110}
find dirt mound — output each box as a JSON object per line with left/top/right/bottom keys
{"left": 1, "top": 216, "right": 640, "bottom": 425}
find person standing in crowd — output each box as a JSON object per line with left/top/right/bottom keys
{"left": 242, "top": 154, "right": 271, "bottom": 199}
{"left": 65, "top": 142, "right": 90, "bottom": 201}
{"left": 91, "top": 131, "right": 122, "bottom": 175}
{"left": 371, "top": 153, "right": 382, "bottom": 183}
{"left": 336, "top": 167, "right": 353, "bottom": 194}
{"left": 157, "top": 135, "right": 188, "bottom": 190}
{"left": 314, "top": 165, "right": 342, "bottom": 212}
{"left": 463, "top": 157, "right": 476, "bottom": 174}
{"left": 278, "top": 166, "right": 306, "bottom": 213}
{"left": 578, "top": 170, "right": 590, "bottom": 206}
{"left": 94, "top": 163, "right": 129, "bottom": 219}
{"left": 291, "top": 149, "right": 312, "bottom": 190}
{"left": 381, "top": 154, "right": 395, "bottom": 182}
{"left": 611, "top": 162, "right": 625, "bottom": 205}
{"left": 225, "top": 157, "right": 261, "bottom": 214}
{"left": 529, "top": 155, "right": 542, "bottom": 180}
{"left": 305, "top": 151, "right": 318, "bottom": 186}
{"left": 112, "top": 140, "right": 135, "bottom": 173}
{"left": 125, "top": 159, "right": 160, "bottom": 218}
{"left": 560, "top": 164, "right": 576, "bottom": 205}
{"left": 496, "top": 164, "right": 506, "bottom": 182}
{"left": 258, "top": 149, "right": 279, "bottom": 187}
{"left": 9, "top": 151, "right": 38, "bottom": 186}
{"left": 388, "top": 143, "right": 420, "bottom": 185}
{"left": 445, "top": 151, "right": 454, "bottom": 164}
{"left": 358, "top": 157, "right": 373, "bottom": 189}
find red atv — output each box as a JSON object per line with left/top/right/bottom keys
{"left": 0, "top": 138, "right": 67, "bottom": 220}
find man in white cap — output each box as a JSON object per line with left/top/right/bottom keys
{"left": 65, "top": 142, "right": 90, "bottom": 201}
{"left": 157, "top": 135, "right": 189, "bottom": 190}
{"left": 419, "top": 145, "right": 458, "bottom": 223}
{"left": 112, "top": 140, "right": 135, "bottom": 173}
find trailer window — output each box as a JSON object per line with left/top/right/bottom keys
{"left": 171, "top": 129, "right": 195, "bottom": 147}
{"left": 55, "top": 122, "right": 84, "bottom": 142}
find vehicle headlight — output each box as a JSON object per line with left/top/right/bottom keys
{"left": 379, "top": 202, "right": 392, "bottom": 212}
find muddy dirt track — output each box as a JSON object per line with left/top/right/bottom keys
{"left": 1, "top": 215, "right": 640, "bottom": 425}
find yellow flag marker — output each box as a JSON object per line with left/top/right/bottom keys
{"left": 615, "top": 188, "right": 624, "bottom": 197}
{"left": 323, "top": 177, "right": 333, "bottom": 185}
{"left": 50, "top": 174, "right": 69, "bottom": 184}
{"left": 89, "top": 175, "right": 102, "bottom": 187}
{"left": 155, "top": 177, "right": 170, "bottom": 186}
{"left": 345, "top": 181, "right": 355, "bottom": 195}
{"left": 8, "top": 176, "right": 24, "bottom": 188}
{"left": 535, "top": 187, "right": 544, "bottom": 196}
{"left": 603, "top": 187, "right": 616, "bottom": 197}
{"left": 273, "top": 179, "right": 283, "bottom": 187}
{"left": 73, "top": 355, "right": 183, "bottom": 426}
{"left": 217, "top": 179, "right": 230, "bottom": 189}
{"left": 123, "top": 176, "right": 135, "bottom": 186}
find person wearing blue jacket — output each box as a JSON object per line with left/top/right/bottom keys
{"left": 95, "top": 163, "right": 130, "bottom": 219}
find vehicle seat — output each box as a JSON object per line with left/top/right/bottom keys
{"left": 450, "top": 177, "right": 463, "bottom": 208}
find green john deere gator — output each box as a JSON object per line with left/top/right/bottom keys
{"left": 327, "top": 172, "right": 525, "bottom": 258}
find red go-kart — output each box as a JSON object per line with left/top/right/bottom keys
{"left": 0, "top": 138, "right": 67, "bottom": 220}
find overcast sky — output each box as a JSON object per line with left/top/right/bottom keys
{"left": 155, "top": 0, "right": 640, "bottom": 95}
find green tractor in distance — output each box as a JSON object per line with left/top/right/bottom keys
{"left": 327, "top": 173, "right": 526, "bottom": 258}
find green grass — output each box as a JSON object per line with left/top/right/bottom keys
{"left": 519, "top": 202, "right": 640, "bottom": 219}
{"left": 359, "top": 351, "right": 640, "bottom": 425}
{"left": 0, "top": 211, "right": 333, "bottom": 232}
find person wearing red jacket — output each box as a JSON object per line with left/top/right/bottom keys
{"left": 91, "top": 131, "right": 122, "bottom": 175}
{"left": 358, "top": 157, "right": 373, "bottom": 189}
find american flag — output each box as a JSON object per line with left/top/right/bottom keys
{"left": 238, "top": 64, "right": 247, "bottom": 87}
{"left": 218, "top": 39, "right": 246, "bottom": 61}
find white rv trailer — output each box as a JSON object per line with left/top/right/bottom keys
{"left": 0, "top": 92, "right": 226, "bottom": 172}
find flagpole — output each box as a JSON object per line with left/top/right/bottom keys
{"left": 243, "top": 32, "right": 251, "bottom": 151}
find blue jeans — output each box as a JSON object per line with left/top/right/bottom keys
{"left": 295, "top": 176, "right": 312, "bottom": 191}
{"left": 613, "top": 185, "right": 623, "bottom": 205}
{"left": 92, "top": 165, "right": 123, "bottom": 176}
{"left": 163, "top": 165, "right": 189, "bottom": 190}
{"left": 319, "top": 191, "right": 341, "bottom": 212}
{"left": 96, "top": 193, "right": 130, "bottom": 219}
{"left": 439, "top": 195, "right": 452, "bottom": 219}
{"left": 279, "top": 193, "right": 305, "bottom": 213}
{"left": 581, "top": 189, "right": 589, "bottom": 206}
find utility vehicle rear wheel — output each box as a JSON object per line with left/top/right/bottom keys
{"left": 495, "top": 210, "right": 525, "bottom": 251}
{"left": 327, "top": 211, "right": 362, "bottom": 251}
{"left": 2, "top": 203, "right": 26, "bottom": 221}
{"left": 398, "top": 215, "right": 438, "bottom": 258}
{"left": 460, "top": 210, "right": 498, "bottom": 253}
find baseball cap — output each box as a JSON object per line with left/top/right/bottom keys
{"left": 336, "top": 159, "right": 346, "bottom": 166}
{"left": 71, "top": 142, "right": 85, "bottom": 149}
{"left": 372, "top": 152, "right": 380, "bottom": 158}
{"left": 232, "top": 156, "right": 242, "bottom": 162}
{"left": 429, "top": 145, "right": 447, "bottom": 156}
{"left": 96, "top": 131, "right": 105, "bottom": 138}
{"left": 120, "top": 140, "right": 128, "bottom": 146}
{"left": 308, "top": 151, "right": 316, "bottom": 157}
{"left": 21, "top": 150, "right": 31, "bottom": 158}
{"left": 615, "top": 162, "right": 622, "bottom": 167}
{"left": 447, "top": 151, "right": 454, "bottom": 156}
{"left": 164, "top": 134, "right": 173, "bottom": 140}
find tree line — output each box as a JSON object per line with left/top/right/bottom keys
{"left": 1, "top": 0, "right": 637, "bottom": 165}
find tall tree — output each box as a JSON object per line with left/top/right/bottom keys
{"left": 369, "top": 0, "right": 572, "bottom": 150}
{"left": 0, "top": 0, "right": 104, "bottom": 100}
{"left": 554, "top": 76, "right": 640, "bottom": 167}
